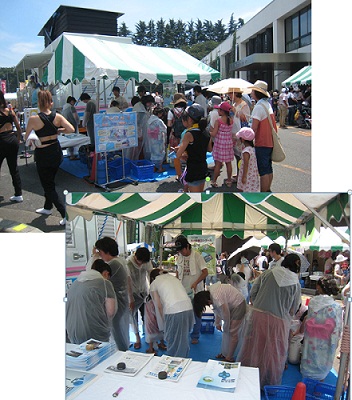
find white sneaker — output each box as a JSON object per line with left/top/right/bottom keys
{"left": 10, "top": 195, "right": 23, "bottom": 202}
{"left": 59, "top": 217, "right": 66, "bottom": 226}
{"left": 35, "top": 208, "right": 52, "bottom": 215}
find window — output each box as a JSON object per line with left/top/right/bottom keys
{"left": 285, "top": 6, "right": 311, "bottom": 52}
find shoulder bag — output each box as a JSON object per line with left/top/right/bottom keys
{"left": 259, "top": 103, "right": 286, "bottom": 162}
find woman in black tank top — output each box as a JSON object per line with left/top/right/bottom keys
{"left": 24, "top": 90, "right": 74, "bottom": 225}
{"left": 0, "top": 90, "right": 23, "bottom": 202}
{"left": 176, "top": 104, "right": 212, "bottom": 192}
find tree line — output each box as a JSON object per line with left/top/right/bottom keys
{"left": 118, "top": 14, "right": 244, "bottom": 59}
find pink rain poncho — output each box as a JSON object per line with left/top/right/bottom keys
{"left": 238, "top": 266, "right": 301, "bottom": 387}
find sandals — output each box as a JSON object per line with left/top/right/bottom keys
{"left": 210, "top": 181, "right": 218, "bottom": 188}
{"left": 146, "top": 348, "right": 157, "bottom": 354}
{"left": 215, "top": 353, "right": 226, "bottom": 360}
{"left": 133, "top": 342, "right": 141, "bottom": 349}
{"left": 225, "top": 180, "right": 233, "bottom": 188}
{"left": 158, "top": 343, "right": 167, "bottom": 350}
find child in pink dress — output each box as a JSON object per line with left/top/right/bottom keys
{"left": 235, "top": 127, "right": 260, "bottom": 192}
{"left": 210, "top": 101, "right": 234, "bottom": 188}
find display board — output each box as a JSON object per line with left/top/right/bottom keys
{"left": 188, "top": 235, "right": 216, "bottom": 276}
{"left": 94, "top": 112, "right": 138, "bottom": 153}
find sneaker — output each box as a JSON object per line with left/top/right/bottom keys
{"left": 35, "top": 208, "right": 52, "bottom": 215}
{"left": 59, "top": 217, "right": 66, "bottom": 226}
{"left": 10, "top": 195, "right": 23, "bottom": 202}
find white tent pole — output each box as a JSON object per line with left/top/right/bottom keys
{"left": 96, "top": 80, "right": 100, "bottom": 111}
{"left": 304, "top": 205, "right": 350, "bottom": 246}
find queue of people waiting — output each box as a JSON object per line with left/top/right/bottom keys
{"left": 66, "top": 237, "right": 348, "bottom": 389}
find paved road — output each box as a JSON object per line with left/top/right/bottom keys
{"left": 0, "top": 126, "right": 310, "bottom": 232}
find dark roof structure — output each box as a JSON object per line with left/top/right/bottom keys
{"left": 38, "top": 5, "right": 124, "bottom": 47}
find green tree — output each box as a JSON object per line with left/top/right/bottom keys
{"left": 228, "top": 13, "right": 237, "bottom": 35}
{"left": 164, "top": 19, "right": 177, "bottom": 47}
{"left": 181, "top": 40, "right": 218, "bottom": 60}
{"left": 156, "top": 18, "right": 166, "bottom": 47}
{"left": 134, "top": 21, "right": 148, "bottom": 45}
{"left": 187, "top": 20, "right": 197, "bottom": 46}
{"left": 118, "top": 22, "right": 132, "bottom": 37}
{"left": 146, "top": 20, "right": 156, "bottom": 46}
{"left": 175, "top": 19, "right": 187, "bottom": 47}
{"left": 213, "top": 19, "right": 226, "bottom": 42}
{"left": 195, "top": 19, "right": 206, "bottom": 43}
{"left": 203, "top": 20, "right": 214, "bottom": 41}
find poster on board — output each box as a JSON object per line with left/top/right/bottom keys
{"left": 187, "top": 235, "right": 216, "bottom": 276}
{"left": 94, "top": 112, "right": 138, "bottom": 153}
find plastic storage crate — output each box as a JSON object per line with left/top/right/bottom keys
{"left": 200, "top": 313, "right": 215, "bottom": 333}
{"left": 108, "top": 157, "right": 131, "bottom": 181}
{"left": 264, "top": 385, "right": 316, "bottom": 400}
{"left": 303, "top": 378, "right": 336, "bottom": 400}
{"left": 131, "top": 160, "right": 155, "bottom": 180}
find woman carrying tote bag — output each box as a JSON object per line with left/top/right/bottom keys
{"left": 249, "top": 80, "right": 279, "bottom": 192}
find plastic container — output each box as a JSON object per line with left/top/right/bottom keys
{"left": 96, "top": 159, "right": 107, "bottom": 184}
{"left": 108, "top": 157, "right": 131, "bottom": 181}
{"left": 264, "top": 386, "right": 316, "bottom": 400}
{"left": 200, "top": 313, "right": 215, "bottom": 334}
{"left": 131, "top": 160, "right": 155, "bottom": 181}
{"left": 302, "top": 378, "right": 336, "bottom": 400}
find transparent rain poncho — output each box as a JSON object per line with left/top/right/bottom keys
{"left": 66, "top": 269, "right": 117, "bottom": 344}
{"left": 238, "top": 267, "right": 301, "bottom": 387}
{"left": 300, "top": 294, "right": 342, "bottom": 380}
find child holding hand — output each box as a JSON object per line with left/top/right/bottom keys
{"left": 235, "top": 127, "right": 260, "bottom": 192}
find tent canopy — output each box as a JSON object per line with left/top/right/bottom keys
{"left": 282, "top": 65, "right": 312, "bottom": 86}
{"left": 43, "top": 32, "right": 220, "bottom": 85}
{"left": 66, "top": 193, "right": 349, "bottom": 242}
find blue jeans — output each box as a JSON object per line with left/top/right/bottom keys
{"left": 191, "top": 311, "right": 202, "bottom": 340}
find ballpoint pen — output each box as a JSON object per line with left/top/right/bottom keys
{"left": 112, "top": 387, "right": 124, "bottom": 397}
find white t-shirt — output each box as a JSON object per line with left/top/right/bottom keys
{"left": 269, "top": 256, "right": 284, "bottom": 269}
{"left": 257, "top": 255, "right": 268, "bottom": 271}
{"left": 176, "top": 249, "right": 207, "bottom": 294}
{"left": 150, "top": 273, "right": 193, "bottom": 315}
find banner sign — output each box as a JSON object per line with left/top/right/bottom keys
{"left": 187, "top": 235, "right": 216, "bottom": 275}
{"left": 94, "top": 112, "right": 138, "bottom": 153}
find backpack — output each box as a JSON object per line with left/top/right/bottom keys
{"left": 171, "top": 108, "right": 185, "bottom": 138}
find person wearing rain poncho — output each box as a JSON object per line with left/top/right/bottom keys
{"left": 238, "top": 253, "right": 302, "bottom": 388}
{"left": 150, "top": 270, "right": 194, "bottom": 358}
{"left": 194, "top": 282, "right": 247, "bottom": 362}
{"left": 93, "top": 237, "right": 133, "bottom": 352}
{"left": 66, "top": 259, "right": 117, "bottom": 344}
{"left": 126, "top": 247, "right": 153, "bottom": 349}
{"left": 300, "top": 276, "right": 342, "bottom": 381}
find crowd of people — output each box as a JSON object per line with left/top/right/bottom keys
{"left": 65, "top": 235, "right": 348, "bottom": 389}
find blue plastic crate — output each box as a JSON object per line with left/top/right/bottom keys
{"left": 264, "top": 385, "right": 316, "bottom": 400}
{"left": 200, "top": 313, "right": 215, "bottom": 333}
{"left": 108, "top": 157, "right": 131, "bottom": 181}
{"left": 131, "top": 160, "right": 155, "bottom": 180}
{"left": 303, "top": 378, "right": 336, "bottom": 400}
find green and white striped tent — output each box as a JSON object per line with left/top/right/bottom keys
{"left": 43, "top": 32, "right": 220, "bottom": 85}
{"left": 282, "top": 65, "right": 312, "bottom": 86}
{"left": 66, "top": 192, "right": 350, "bottom": 242}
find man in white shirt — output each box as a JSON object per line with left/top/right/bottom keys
{"left": 268, "top": 243, "right": 284, "bottom": 269}
{"left": 193, "top": 85, "right": 208, "bottom": 117}
{"left": 256, "top": 252, "right": 268, "bottom": 271}
{"left": 175, "top": 235, "right": 208, "bottom": 344}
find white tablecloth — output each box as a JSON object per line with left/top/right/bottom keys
{"left": 67, "top": 348, "right": 260, "bottom": 400}
{"left": 58, "top": 133, "right": 90, "bottom": 148}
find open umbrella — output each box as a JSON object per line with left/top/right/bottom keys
{"left": 227, "top": 237, "right": 262, "bottom": 267}
{"left": 205, "top": 78, "right": 253, "bottom": 95}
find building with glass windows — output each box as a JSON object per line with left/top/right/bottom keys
{"left": 202, "top": 0, "right": 311, "bottom": 90}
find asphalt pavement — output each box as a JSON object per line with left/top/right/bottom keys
{"left": 0, "top": 125, "right": 311, "bottom": 232}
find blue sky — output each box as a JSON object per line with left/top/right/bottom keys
{"left": 0, "top": 0, "right": 272, "bottom": 67}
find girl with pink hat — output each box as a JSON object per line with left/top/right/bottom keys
{"left": 210, "top": 101, "right": 235, "bottom": 188}
{"left": 235, "top": 127, "right": 260, "bottom": 192}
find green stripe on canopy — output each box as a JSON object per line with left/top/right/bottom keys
{"left": 119, "top": 69, "right": 139, "bottom": 82}
{"left": 157, "top": 73, "right": 174, "bottom": 83}
{"left": 55, "top": 38, "right": 63, "bottom": 83}
{"left": 282, "top": 66, "right": 312, "bottom": 86}
{"left": 72, "top": 46, "right": 85, "bottom": 82}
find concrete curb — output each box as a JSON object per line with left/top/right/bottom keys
{"left": 0, "top": 218, "right": 44, "bottom": 233}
